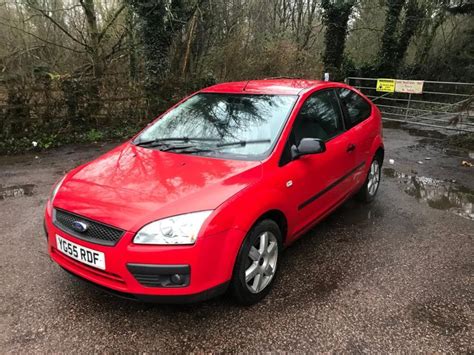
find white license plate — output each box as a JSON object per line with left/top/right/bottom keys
{"left": 56, "top": 235, "right": 106, "bottom": 270}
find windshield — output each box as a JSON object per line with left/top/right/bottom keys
{"left": 135, "top": 93, "right": 297, "bottom": 159}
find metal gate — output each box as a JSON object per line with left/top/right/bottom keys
{"left": 345, "top": 77, "right": 474, "bottom": 133}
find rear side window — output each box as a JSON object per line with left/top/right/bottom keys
{"left": 338, "top": 89, "right": 371, "bottom": 129}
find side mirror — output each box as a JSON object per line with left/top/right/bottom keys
{"left": 291, "top": 138, "right": 326, "bottom": 160}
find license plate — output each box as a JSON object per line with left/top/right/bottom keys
{"left": 56, "top": 235, "right": 106, "bottom": 270}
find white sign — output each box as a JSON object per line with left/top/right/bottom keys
{"left": 395, "top": 80, "right": 424, "bottom": 94}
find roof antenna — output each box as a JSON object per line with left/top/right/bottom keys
{"left": 243, "top": 80, "right": 250, "bottom": 91}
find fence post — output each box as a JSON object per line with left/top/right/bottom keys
{"left": 404, "top": 93, "right": 412, "bottom": 121}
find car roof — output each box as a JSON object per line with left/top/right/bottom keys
{"left": 200, "top": 78, "right": 332, "bottom": 95}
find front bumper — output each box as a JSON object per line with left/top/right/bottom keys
{"left": 44, "top": 205, "right": 245, "bottom": 302}
{"left": 63, "top": 267, "right": 229, "bottom": 303}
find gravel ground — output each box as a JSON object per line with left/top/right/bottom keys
{"left": 0, "top": 127, "right": 472, "bottom": 353}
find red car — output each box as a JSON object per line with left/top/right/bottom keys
{"left": 44, "top": 79, "right": 383, "bottom": 305}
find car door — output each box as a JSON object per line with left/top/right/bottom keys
{"left": 336, "top": 88, "right": 374, "bottom": 190}
{"left": 278, "top": 89, "right": 355, "bottom": 237}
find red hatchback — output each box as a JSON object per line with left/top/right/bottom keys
{"left": 44, "top": 79, "right": 384, "bottom": 305}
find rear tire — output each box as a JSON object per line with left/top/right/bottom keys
{"left": 356, "top": 155, "right": 382, "bottom": 203}
{"left": 230, "top": 219, "right": 282, "bottom": 306}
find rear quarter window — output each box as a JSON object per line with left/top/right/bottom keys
{"left": 338, "top": 88, "right": 372, "bottom": 129}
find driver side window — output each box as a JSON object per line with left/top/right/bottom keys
{"left": 280, "top": 89, "right": 344, "bottom": 165}
{"left": 291, "top": 89, "right": 344, "bottom": 145}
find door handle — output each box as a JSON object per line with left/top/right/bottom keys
{"left": 346, "top": 144, "right": 356, "bottom": 153}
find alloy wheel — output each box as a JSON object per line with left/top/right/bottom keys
{"left": 367, "top": 159, "right": 380, "bottom": 196}
{"left": 244, "top": 231, "right": 278, "bottom": 294}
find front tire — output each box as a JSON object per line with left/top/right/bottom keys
{"left": 230, "top": 219, "right": 282, "bottom": 305}
{"left": 356, "top": 155, "right": 382, "bottom": 203}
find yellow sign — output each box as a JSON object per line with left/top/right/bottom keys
{"left": 376, "top": 79, "right": 395, "bottom": 93}
{"left": 395, "top": 80, "right": 424, "bottom": 94}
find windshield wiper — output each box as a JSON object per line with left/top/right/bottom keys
{"left": 170, "top": 139, "right": 271, "bottom": 154}
{"left": 157, "top": 144, "right": 218, "bottom": 154}
{"left": 134, "top": 137, "right": 220, "bottom": 147}
{"left": 134, "top": 137, "right": 272, "bottom": 155}
{"left": 174, "top": 147, "right": 216, "bottom": 154}
{"left": 216, "top": 139, "right": 271, "bottom": 147}
{"left": 161, "top": 144, "right": 195, "bottom": 152}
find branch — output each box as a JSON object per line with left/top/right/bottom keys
{"left": 98, "top": 4, "right": 126, "bottom": 43}
{"left": 0, "top": 45, "right": 46, "bottom": 61}
{"left": 104, "top": 29, "right": 128, "bottom": 61}
{"left": 445, "top": 2, "right": 474, "bottom": 14}
{"left": 26, "top": 3, "right": 87, "bottom": 48}
{"left": 0, "top": 20, "right": 85, "bottom": 54}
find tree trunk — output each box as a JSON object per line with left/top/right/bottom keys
{"left": 126, "top": 6, "right": 138, "bottom": 83}
{"left": 128, "top": 0, "right": 193, "bottom": 114}
{"left": 182, "top": 9, "right": 198, "bottom": 77}
{"left": 395, "top": 0, "right": 423, "bottom": 64}
{"left": 79, "top": 0, "right": 103, "bottom": 126}
{"left": 378, "top": 0, "right": 406, "bottom": 77}
{"left": 321, "top": 0, "right": 355, "bottom": 81}
{"left": 80, "top": 0, "right": 103, "bottom": 79}
{"left": 415, "top": 7, "right": 446, "bottom": 68}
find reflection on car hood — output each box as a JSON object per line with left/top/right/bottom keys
{"left": 53, "top": 143, "right": 262, "bottom": 232}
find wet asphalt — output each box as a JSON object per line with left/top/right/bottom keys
{"left": 0, "top": 127, "right": 472, "bottom": 352}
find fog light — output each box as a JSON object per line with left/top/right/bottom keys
{"left": 170, "top": 273, "right": 184, "bottom": 285}
{"left": 127, "top": 264, "right": 190, "bottom": 287}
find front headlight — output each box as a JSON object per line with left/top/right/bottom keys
{"left": 50, "top": 175, "right": 66, "bottom": 202}
{"left": 133, "top": 210, "right": 213, "bottom": 245}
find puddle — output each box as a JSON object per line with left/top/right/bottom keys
{"left": 383, "top": 121, "right": 404, "bottom": 129}
{"left": 382, "top": 121, "right": 449, "bottom": 139}
{"left": 407, "top": 128, "right": 448, "bottom": 139}
{"left": 443, "top": 148, "right": 469, "bottom": 157}
{"left": 0, "top": 184, "right": 36, "bottom": 200}
{"left": 383, "top": 168, "right": 473, "bottom": 220}
{"left": 438, "top": 146, "right": 473, "bottom": 160}
{"left": 383, "top": 168, "right": 397, "bottom": 178}
{"left": 326, "top": 199, "right": 384, "bottom": 228}
{"left": 411, "top": 302, "right": 469, "bottom": 336}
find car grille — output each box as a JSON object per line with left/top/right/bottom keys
{"left": 53, "top": 208, "right": 125, "bottom": 246}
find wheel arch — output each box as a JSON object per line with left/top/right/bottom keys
{"left": 368, "top": 132, "right": 384, "bottom": 166}
{"left": 253, "top": 209, "right": 288, "bottom": 245}
{"left": 375, "top": 145, "right": 384, "bottom": 164}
